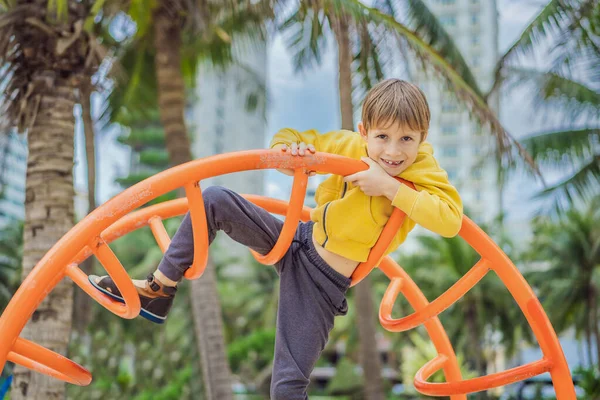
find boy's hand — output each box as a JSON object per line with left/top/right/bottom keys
{"left": 274, "top": 143, "right": 316, "bottom": 176}
{"left": 344, "top": 157, "right": 400, "bottom": 198}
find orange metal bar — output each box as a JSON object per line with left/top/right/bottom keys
{"left": 250, "top": 168, "right": 309, "bottom": 265}
{"left": 415, "top": 356, "right": 553, "bottom": 396}
{"left": 459, "top": 217, "right": 575, "bottom": 399}
{"left": 378, "top": 257, "right": 467, "bottom": 400}
{"left": 350, "top": 180, "right": 415, "bottom": 286}
{"left": 183, "top": 181, "right": 210, "bottom": 279}
{"left": 379, "top": 259, "right": 491, "bottom": 331}
{"left": 149, "top": 216, "right": 171, "bottom": 253}
{"left": 88, "top": 236, "right": 141, "bottom": 319}
{"left": 0, "top": 150, "right": 576, "bottom": 397}
{"left": 7, "top": 337, "right": 91, "bottom": 386}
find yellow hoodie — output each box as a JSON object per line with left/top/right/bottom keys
{"left": 270, "top": 128, "right": 463, "bottom": 262}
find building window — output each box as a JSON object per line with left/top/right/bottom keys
{"left": 439, "top": 15, "right": 456, "bottom": 27}
{"left": 442, "top": 146, "right": 458, "bottom": 157}
{"left": 474, "top": 191, "right": 482, "bottom": 201}
{"left": 471, "top": 14, "right": 479, "bottom": 25}
{"left": 438, "top": 0, "right": 456, "bottom": 4}
{"left": 471, "top": 36, "right": 480, "bottom": 46}
{"left": 442, "top": 126, "right": 458, "bottom": 136}
{"left": 442, "top": 101, "right": 458, "bottom": 112}
{"left": 216, "top": 105, "right": 225, "bottom": 119}
{"left": 472, "top": 169, "right": 482, "bottom": 179}
{"left": 447, "top": 168, "right": 457, "bottom": 181}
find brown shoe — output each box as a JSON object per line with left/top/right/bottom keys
{"left": 89, "top": 273, "right": 177, "bottom": 324}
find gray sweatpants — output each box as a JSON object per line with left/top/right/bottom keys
{"left": 157, "top": 186, "right": 351, "bottom": 399}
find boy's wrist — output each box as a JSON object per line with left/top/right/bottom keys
{"left": 383, "top": 177, "right": 401, "bottom": 201}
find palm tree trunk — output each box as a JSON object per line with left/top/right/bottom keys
{"left": 589, "top": 283, "right": 600, "bottom": 367}
{"left": 72, "top": 82, "right": 96, "bottom": 335}
{"left": 355, "top": 278, "right": 385, "bottom": 400}
{"left": 333, "top": 14, "right": 385, "bottom": 400}
{"left": 11, "top": 77, "right": 76, "bottom": 400}
{"left": 153, "top": 6, "right": 233, "bottom": 398}
{"left": 190, "top": 260, "right": 233, "bottom": 400}
{"left": 465, "top": 302, "right": 486, "bottom": 399}
{"left": 334, "top": 16, "right": 354, "bottom": 131}
{"left": 153, "top": 6, "right": 193, "bottom": 168}
{"left": 585, "top": 284, "right": 594, "bottom": 367}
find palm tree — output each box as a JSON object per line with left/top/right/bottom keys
{"left": 490, "top": 0, "right": 600, "bottom": 214}
{"left": 72, "top": 78, "right": 100, "bottom": 334}
{"left": 0, "top": 1, "right": 106, "bottom": 397}
{"left": 524, "top": 198, "right": 600, "bottom": 368}
{"left": 279, "top": 1, "right": 529, "bottom": 396}
{"left": 101, "top": 2, "right": 273, "bottom": 398}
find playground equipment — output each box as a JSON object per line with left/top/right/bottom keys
{"left": 0, "top": 150, "right": 576, "bottom": 398}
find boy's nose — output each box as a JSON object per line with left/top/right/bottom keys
{"left": 386, "top": 145, "right": 403, "bottom": 157}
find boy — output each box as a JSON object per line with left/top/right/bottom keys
{"left": 90, "top": 79, "right": 463, "bottom": 399}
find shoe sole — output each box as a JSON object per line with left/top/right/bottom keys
{"left": 88, "top": 276, "right": 167, "bottom": 324}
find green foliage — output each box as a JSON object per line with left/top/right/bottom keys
{"left": 400, "top": 332, "right": 476, "bottom": 392}
{"left": 227, "top": 329, "right": 275, "bottom": 373}
{"left": 139, "top": 149, "right": 169, "bottom": 167}
{"left": 117, "top": 128, "right": 166, "bottom": 149}
{"left": 325, "top": 357, "right": 363, "bottom": 396}
{"left": 574, "top": 365, "right": 600, "bottom": 399}
{"left": 524, "top": 199, "right": 600, "bottom": 338}
{"left": 0, "top": 220, "right": 22, "bottom": 313}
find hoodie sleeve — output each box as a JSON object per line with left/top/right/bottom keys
{"left": 270, "top": 128, "right": 359, "bottom": 155}
{"left": 391, "top": 146, "right": 463, "bottom": 237}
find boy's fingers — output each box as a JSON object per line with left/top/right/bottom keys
{"left": 291, "top": 142, "right": 298, "bottom": 155}
{"left": 344, "top": 173, "right": 357, "bottom": 183}
{"left": 299, "top": 142, "right": 307, "bottom": 156}
{"left": 308, "top": 144, "right": 316, "bottom": 153}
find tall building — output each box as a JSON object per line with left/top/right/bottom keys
{"left": 190, "top": 39, "right": 267, "bottom": 196}
{"left": 407, "top": 0, "right": 500, "bottom": 247}
{"left": 0, "top": 132, "right": 27, "bottom": 228}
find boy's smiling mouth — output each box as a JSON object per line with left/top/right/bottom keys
{"left": 381, "top": 158, "right": 404, "bottom": 167}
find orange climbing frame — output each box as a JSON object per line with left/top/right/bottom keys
{"left": 0, "top": 150, "right": 576, "bottom": 398}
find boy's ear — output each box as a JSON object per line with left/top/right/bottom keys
{"left": 358, "top": 122, "right": 367, "bottom": 141}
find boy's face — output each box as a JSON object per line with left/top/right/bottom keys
{"left": 358, "top": 121, "right": 421, "bottom": 176}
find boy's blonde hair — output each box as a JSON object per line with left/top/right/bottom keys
{"left": 361, "top": 79, "right": 430, "bottom": 141}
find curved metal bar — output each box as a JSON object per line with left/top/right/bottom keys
{"left": 378, "top": 257, "right": 467, "bottom": 400}
{"left": 8, "top": 337, "right": 92, "bottom": 386}
{"left": 350, "top": 179, "right": 415, "bottom": 287}
{"left": 149, "top": 216, "right": 171, "bottom": 253}
{"left": 0, "top": 150, "right": 577, "bottom": 398}
{"left": 414, "top": 356, "right": 553, "bottom": 396}
{"left": 183, "top": 181, "right": 210, "bottom": 279}
{"left": 250, "top": 169, "right": 309, "bottom": 265}
{"left": 379, "top": 259, "right": 491, "bottom": 331}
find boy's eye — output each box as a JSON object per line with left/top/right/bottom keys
{"left": 377, "top": 134, "right": 387, "bottom": 139}
{"left": 402, "top": 136, "right": 413, "bottom": 141}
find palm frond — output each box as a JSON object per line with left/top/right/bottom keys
{"left": 335, "top": 0, "right": 538, "bottom": 174}
{"left": 279, "top": 2, "right": 329, "bottom": 72}
{"left": 503, "top": 67, "right": 600, "bottom": 122}
{"left": 534, "top": 154, "right": 600, "bottom": 214}
{"left": 520, "top": 127, "right": 599, "bottom": 169}
{"left": 491, "top": 0, "right": 571, "bottom": 92}
{"left": 401, "top": 0, "right": 482, "bottom": 97}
